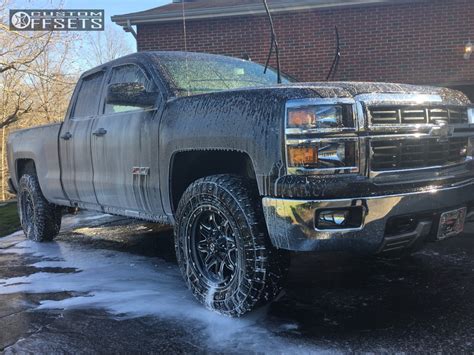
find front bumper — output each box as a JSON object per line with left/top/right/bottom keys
{"left": 262, "top": 179, "right": 474, "bottom": 253}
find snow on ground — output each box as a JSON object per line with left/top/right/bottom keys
{"left": 0, "top": 228, "right": 327, "bottom": 353}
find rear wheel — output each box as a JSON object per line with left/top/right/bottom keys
{"left": 17, "top": 174, "right": 62, "bottom": 242}
{"left": 174, "top": 174, "right": 289, "bottom": 317}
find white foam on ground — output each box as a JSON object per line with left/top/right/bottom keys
{"left": 0, "top": 234, "right": 329, "bottom": 353}
{"left": 78, "top": 214, "right": 113, "bottom": 221}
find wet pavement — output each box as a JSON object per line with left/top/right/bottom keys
{"left": 0, "top": 211, "right": 473, "bottom": 353}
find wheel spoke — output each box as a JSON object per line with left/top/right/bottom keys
{"left": 221, "top": 221, "right": 235, "bottom": 245}
{"left": 217, "top": 259, "right": 226, "bottom": 280}
{"left": 209, "top": 212, "right": 220, "bottom": 231}
{"left": 221, "top": 219, "right": 230, "bottom": 234}
{"left": 197, "top": 240, "right": 209, "bottom": 254}
{"left": 199, "top": 222, "right": 212, "bottom": 240}
{"left": 224, "top": 250, "right": 236, "bottom": 271}
{"left": 225, "top": 235, "right": 236, "bottom": 248}
{"left": 204, "top": 254, "right": 218, "bottom": 271}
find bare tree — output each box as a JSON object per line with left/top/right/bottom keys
{"left": 0, "top": 0, "right": 78, "bottom": 200}
{"left": 0, "top": 0, "right": 53, "bottom": 128}
{"left": 81, "top": 25, "right": 134, "bottom": 68}
{"left": 26, "top": 37, "right": 78, "bottom": 124}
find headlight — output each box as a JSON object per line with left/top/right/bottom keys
{"left": 285, "top": 100, "right": 358, "bottom": 174}
{"left": 287, "top": 141, "right": 357, "bottom": 170}
{"left": 287, "top": 105, "right": 353, "bottom": 130}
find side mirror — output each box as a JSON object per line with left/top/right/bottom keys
{"left": 106, "top": 82, "right": 158, "bottom": 108}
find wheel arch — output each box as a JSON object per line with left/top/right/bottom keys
{"left": 169, "top": 149, "right": 257, "bottom": 215}
{"left": 16, "top": 158, "right": 37, "bottom": 181}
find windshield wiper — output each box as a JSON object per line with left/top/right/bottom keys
{"left": 262, "top": 0, "right": 282, "bottom": 84}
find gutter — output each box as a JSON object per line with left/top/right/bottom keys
{"left": 111, "top": 0, "right": 422, "bottom": 26}
{"left": 125, "top": 19, "right": 137, "bottom": 39}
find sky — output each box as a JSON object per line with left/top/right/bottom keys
{"left": 63, "top": 0, "right": 172, "bottom": 48}
{"left": 62, "top": 0, "right": 171, "bottom": 24}
{"left": 13, "top": 0, "right": 173, "bottom": 50}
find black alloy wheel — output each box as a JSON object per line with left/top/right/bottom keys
{"left": 174, "top": 174, "right": 289, "bottom": 317}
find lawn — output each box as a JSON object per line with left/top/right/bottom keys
{"left": 0, "top": 201, "right": 21, "bottom": 237}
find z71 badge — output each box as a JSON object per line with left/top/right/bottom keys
{"left": 132, "top": 167, "right": 150, "bottom": 176}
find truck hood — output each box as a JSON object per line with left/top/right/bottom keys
{"left": 179, "top": 81, "right": 471, "bottom": 107}
{"left": 279, "top": 81, "right": 471, "bottom": 105}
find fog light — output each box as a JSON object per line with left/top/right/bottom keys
{"left": 319, "top": 210, "right": 349, "bottom": 226}
{"left": 315, "top": 207, "right": 364, "bottom": 230}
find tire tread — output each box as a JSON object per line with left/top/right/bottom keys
{"left": 18, "top": 174, "right": 61, "bottom": 242}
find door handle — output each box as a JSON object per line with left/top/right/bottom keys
{"left": 60, "top": 132, "right": 72, "bottom": 140}
{"left": 93, "top": 128, "right": 107, "bottom": 137}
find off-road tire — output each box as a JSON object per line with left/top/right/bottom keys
{"left": 174, "top": 174, "right": 289, "bottom": 317}
{"left": 17, "top": 174, "right": 62, "bottom": 242}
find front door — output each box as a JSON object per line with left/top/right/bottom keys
{"left": 59, "top": 70, "right": 105, "bottom": 206}
{"left": 91, "top": 64, "right": 163, "bottom": 216}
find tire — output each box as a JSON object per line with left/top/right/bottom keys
{"left": 17, "top": 174, "right": 62, "bottom": 242}
{"left": 174, "top": 174, "right": 289, "bottom": 317}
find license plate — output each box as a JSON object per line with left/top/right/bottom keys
{"left": 437, "top": 207, "right": 467, "bottom": 240}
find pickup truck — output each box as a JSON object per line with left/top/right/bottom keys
{"left": 7, "top": 51, "right": 474, "bottom": 316}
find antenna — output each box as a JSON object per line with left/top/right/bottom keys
{"left": 181, "top": 1, "right": 190, "bottom": 95}
{"left": 262, "top": 0, "right": 282, "bottom": 84}
{"left": 326, "top": 26, "right": 341, "bottom": 81}
{"left": 181, "top": 1, "right": 188, "bottom": 53}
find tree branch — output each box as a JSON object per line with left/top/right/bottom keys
{"left": 0, "top": 103, "right": 32, "bottom": 129}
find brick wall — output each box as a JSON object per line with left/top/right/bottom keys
{"left": 137, "top": 0, "right": 474, "bottom": 86}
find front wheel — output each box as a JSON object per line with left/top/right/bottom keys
{"left": 17, "top": 174, "right": 62, "bottom": 242}
{"left": 174, "top": 175, "right": 289, "bottom": 317}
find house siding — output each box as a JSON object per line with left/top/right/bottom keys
{"left": 136, "top": 0, "right": 474, "bottom": 86}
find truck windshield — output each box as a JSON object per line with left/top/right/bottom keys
{"left": 157, "top": 54, "right": 295, "bottom": 96}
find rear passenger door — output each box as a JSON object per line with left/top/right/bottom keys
{"left": 59, "top": 70, "right": 105, "bottom": 207}
{"left": 91, "top": 63, "right": 164, "bottom": 215}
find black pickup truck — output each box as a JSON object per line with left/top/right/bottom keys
{"left": 7, "top": 51, "right": 474, "bottom": 316}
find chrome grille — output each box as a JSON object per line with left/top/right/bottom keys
{"left": 449, "top": 107, "right": 469, "bottom": 124}
{"left": 370, "top": 108, "right": 399, "bottom": 124}
{"left": 370, "top": 107, "right": 468, "bottom": 125}
{"left": 401, "top": 108, "right": 426, "bottom": 123}
{"left": 371, "top": 137, "right": 469, "bottom": 171}
{"left": 428, "top": 108, "right": 449, "bottom": 123}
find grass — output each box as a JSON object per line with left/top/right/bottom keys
{"left": 0, "top": 201, "right": 21, "bottom": 237}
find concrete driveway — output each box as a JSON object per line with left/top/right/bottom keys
{"left": 0, "top": 212, "right": 473, "bottom": 353}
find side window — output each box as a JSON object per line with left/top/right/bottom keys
{"left": 105, "top": 64, "right": 155, "bottom": 114}
{"left": 71, "top": 71, "right": 105, "bottom": 118}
